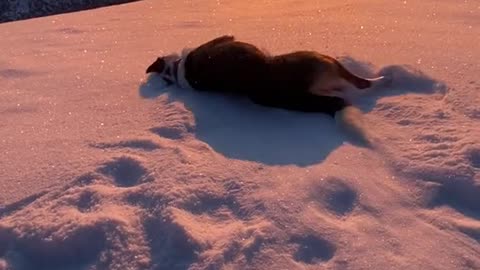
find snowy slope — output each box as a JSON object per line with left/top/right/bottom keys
{"left": 0, "top": 0, "right": 479, "bottom": 269}
{"left": 0, "top": 0, "right": 139, "bottom": 23}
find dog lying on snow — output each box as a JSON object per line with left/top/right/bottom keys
{"left": 146, "top": 35, "right": 386, "bottom": 118}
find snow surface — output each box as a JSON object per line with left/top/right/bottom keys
{"left": 0, "top": 0, "right": 479, "bottom": 269}
{"left": 0, "top": 0, "right": 139, "bottom": 23}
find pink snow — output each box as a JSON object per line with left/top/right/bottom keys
{"left": 0, "top": 0, "right": 479, "bottom": 269}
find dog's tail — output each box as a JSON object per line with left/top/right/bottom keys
{"left": 336, "top": 62, "right": 385, "bottom": 89}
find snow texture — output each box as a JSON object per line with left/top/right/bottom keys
{"left": 0, "top": 0, "right": 139, "bottom": 23}
{"left": 0, "top": 0, "right": 479, "bottom": 269}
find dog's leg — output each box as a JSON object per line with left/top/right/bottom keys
{"left": 249, "top": 92, "right": 350, "bottom": 117}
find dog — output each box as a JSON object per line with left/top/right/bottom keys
{"left": 146, "top": 35, "right": 386, "bottom": 117}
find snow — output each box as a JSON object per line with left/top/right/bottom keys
{"left": 0, "top": 0, "right": 479, "bottom": 269}
{"left": 0, "top": 0, "right": 139, "bottom": 23}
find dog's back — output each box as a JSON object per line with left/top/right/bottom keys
{"left": 266, "top": 51, "right": 333, "bottom": 95}
{"left": 185, "top": 40, "right": 269, "bottom": 95}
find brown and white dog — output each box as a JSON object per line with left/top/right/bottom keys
{"left": 146, "top": 35, "right": 386, "bottom": 117}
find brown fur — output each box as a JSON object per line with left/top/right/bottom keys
{"left": 146, "top": 35, "right": 383, "bottom": 116}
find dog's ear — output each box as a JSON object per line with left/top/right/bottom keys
{"left": 146, "top": 57, "right": 166, "bottom": 74}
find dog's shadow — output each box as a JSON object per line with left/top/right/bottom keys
{"left": 140, "top": 76, "right": 351, "bottom": 167}
{"left": 138, "top": 57, "right": 445, "bottom": 167}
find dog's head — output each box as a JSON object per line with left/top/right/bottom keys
{"left": 146, "top": 53, "right": 180, "bottom": 85}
